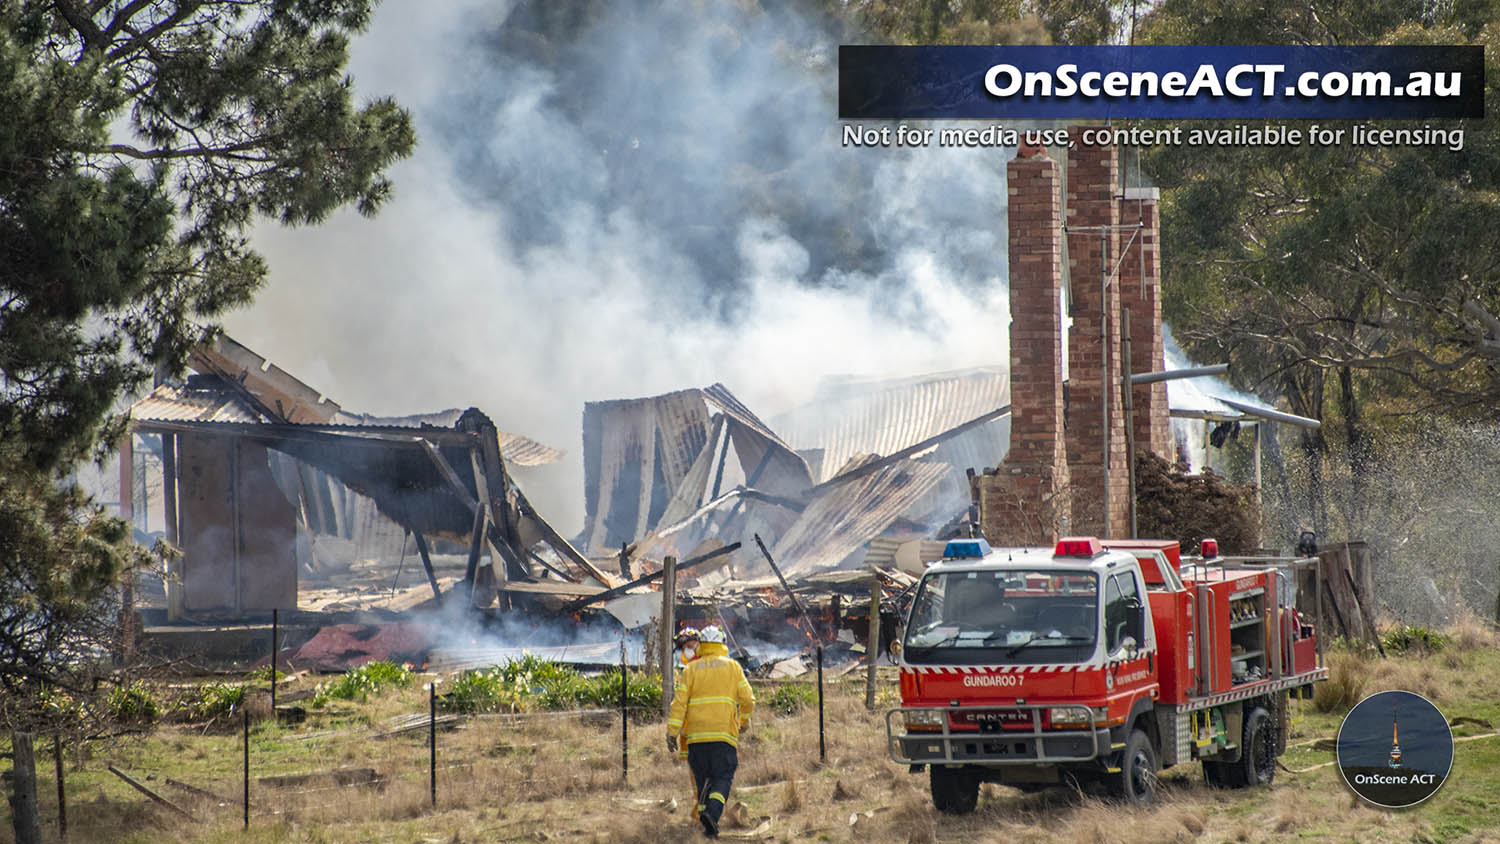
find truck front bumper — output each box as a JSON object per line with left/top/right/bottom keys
{"left": 886, "top": 707, "right": 1111, "bottom": 766}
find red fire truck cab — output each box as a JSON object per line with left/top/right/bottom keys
{"left": 887, "top": 537, "right": 1326, "bottom": 812}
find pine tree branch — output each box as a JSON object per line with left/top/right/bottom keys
{"left": 96, "top": 139, "right": 269, "bottom": 160}
{"left": 51, "top": 0, "right": 108, "bottom": 55}
{"left": 106, "top": 1, "right": 207, "bottom": 62}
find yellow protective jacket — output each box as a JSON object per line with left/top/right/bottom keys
{"left": 667, "top": 642, "right": 755, "bottom": 747}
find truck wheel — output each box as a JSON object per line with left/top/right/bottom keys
{"left": 1212, "top": 706, "right": 1276, "bottom": 789}
{"left": 1236, "top": 707, "right": 1277, "bottom": 787}
{"left": 1109, "top": 729, "right": 1158, "bottom": 805}
{"left": 929, "top": 765, "right": 980, "bottom": 814}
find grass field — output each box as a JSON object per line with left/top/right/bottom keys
{"left": 6, "top": 621, "right": 1500, "bottom": 844}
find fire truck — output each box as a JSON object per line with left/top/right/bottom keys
{"left": 886, "top": 536, "right": 1326, "bottom": 811}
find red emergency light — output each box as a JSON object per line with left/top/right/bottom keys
{"left": 1199, "top": 537, "right": 1219, "bottom": 558}
{"left": 1054, "top": 537, "right": 1103, "bottom": 558}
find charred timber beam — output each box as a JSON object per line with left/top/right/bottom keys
{"left": 462, "top": 505, "right": 486, "bottom": 604}
{"left": 468, "top": 445, "right": 520, "bottom": 582}
{"left": 420, "top": 439, "right": 476, "bottom": 511}
{"left": 525, "top": 547, "right": 577, "bottom": 581}
{"left": 422, "top": 435, "right": 612, "bottom": 586}
{"left": 511, "top": 484, "right": 615, "bottom": 585}
{"left": 127, "top": 419, "right": 476, "bottom": 446}
{"left": 412, "top": 532, "right": 444, "bottom": 605}
{"left": 753, "top": 533, "right": 821, "bottom": 647}
{"left": 559, "top": 543, "right": 742, "bottom": 612}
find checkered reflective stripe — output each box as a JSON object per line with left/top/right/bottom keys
{"left": 901, "top": 647, "right": 1155, "bottom": 676}
{"left": 904, "top": 663, "right": 1091, "bottom": 674}
{"left": 1173, "top": 667, "right": 1330, "bottom": 711}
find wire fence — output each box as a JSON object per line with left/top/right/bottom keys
{"left": 22, "top": 698, "right": 824, "bottom": 836}
{"left": 12, "top": 640, "right": 855, "bottom": 838}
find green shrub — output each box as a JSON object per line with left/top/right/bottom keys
{"left": 583, "top": 671, "right": 661, "bottom": 712}
{"left": 192, "top": 682, "right": 246, "bottom": 720}
{"left": 312, "top": 660, "right": 413, "bottom": 706}
{"left": 107, "top": 681, "right": 160, "bottom": 725}
{"left": 440, "top": 661, "right": 662, "bottom": 714}
{"left": 39, "top": 684, "right": 81, "bottom": 720}
{"left": 441, "top": 669, "right": 524, "bottom": 714}
{"left": 246, "top": 665, "right": 289, "bottom": 683}
{"left": 1382, "top": 625, "right": 1450, "bottom": 655}
{"left": 767, "top": 682, "right": 817, "bottom": 716}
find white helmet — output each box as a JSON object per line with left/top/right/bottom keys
{"left": 698, "top": 625, "right": 726, "bottom": 644}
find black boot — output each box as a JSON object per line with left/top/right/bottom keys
{"left": 699, "top": 809, "right": 718, "bottom": 837}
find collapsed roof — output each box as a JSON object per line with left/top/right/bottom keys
{"left": 584, "top": 372, "right": 1016, "bottom": 581}
{"left": 129, "top": 336, "right": 609, "bottom": 618}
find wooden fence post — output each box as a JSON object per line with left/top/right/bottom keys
{"left": 660, "top": 556, "right": 677, "bottom": 718}
{"left": 865, "top": 576, "right": 881, "bottom": 711}
{"left": 6, "top": 731, "right": 42, "bottom": 844}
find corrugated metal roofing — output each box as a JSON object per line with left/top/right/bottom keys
{"left": 770, "top": 459, "right": 948, "bottom": 579}
{"left": 635, "top": 490, "right": 801, "bottom": 574}
{"left": 580, "top": 384, "right": 812, "bottom": 554}
{"left": 130, "top": 384, "right": 268, "bottom": 424}
{"left": 771, "top": 367, "right": 1011, "bottom": 484}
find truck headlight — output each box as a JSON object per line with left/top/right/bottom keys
{"left": 1048, "top": 706, "right": 1093, "bottom": 728}
{"left": 903, "top": 709, "right": 945, "bottom": 730}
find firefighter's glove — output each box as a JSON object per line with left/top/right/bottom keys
{"left": 666, "top": 735, "right": 678, "bottom": 754}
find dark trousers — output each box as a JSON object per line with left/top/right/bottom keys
{"left": 687, "top": 741, "right": 738, "bottom": 823}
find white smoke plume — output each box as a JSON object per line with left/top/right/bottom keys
{"left": 230, "top": 0, "right": 1014, "bottom": 535}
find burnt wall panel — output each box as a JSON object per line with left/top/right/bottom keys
{"left": 178, "top": 433, "right": 239, "bottom": 612}
{"left": 236, "top": 439, "right": 298, "bottom": 610}
{"left": 176, "top": 432, "right": 298, "bottom": 614}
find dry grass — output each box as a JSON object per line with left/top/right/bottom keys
{"left": 1367, "top": 656, "right": 1447, "bottom": 703}
{"left": 1313, "top": 645, "right": 1373, "bottom": 712}
{"left": 1448, "top": 607, "right": 1500, "bottom": 652}
{"left": 21, "top": 635, "right": 1500, "bottom": 844}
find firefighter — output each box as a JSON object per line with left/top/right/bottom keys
{"left": 674, "top": 626, "right": 701, "bottom": 669}
{"left": 666, "top": 624, "right": 754, "bottom": 837}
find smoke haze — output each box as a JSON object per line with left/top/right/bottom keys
{"left": 230, "top": 0, "right": 1014, "bottom": 534}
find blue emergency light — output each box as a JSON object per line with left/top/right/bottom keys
{"left": 943, "top": 539, "right": 992, "bottom": 559}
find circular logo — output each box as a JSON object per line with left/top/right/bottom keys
{"left": 1336, "top": 690, "right": 1453, "bottom": 808}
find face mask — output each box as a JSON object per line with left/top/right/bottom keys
{"left": 682, "top": 646, "right": 697, "bottom": 660}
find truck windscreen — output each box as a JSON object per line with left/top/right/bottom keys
{"left": 902, "top": 569, "right": 1099, "bottom": 665}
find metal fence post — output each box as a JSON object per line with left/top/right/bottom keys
{"left": 270, "top": 608, "right": 278, "bottom": 716}
{"left": 242, "top": 709, "right": 249, "bottom": 829}
{"left": 620, "top": 638, "right": 628, "bottom": 782}
{"left": 865, "top": 576, "right": 881, "bottom": 711}
{"left": 54, "top": 735, "right": 66, "bottom": 841}
{"left": 429, "top": 682, "right": 437, "bottom": 807}
{"left": 817, "top": 645, "right": 826, "bottom": 763}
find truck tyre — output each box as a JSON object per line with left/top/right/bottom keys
{"left": 929, "top": 765, "right": 979, "bottom": 814}
{"left": 1210, "top": 706, "right": 1276, "bottom": 789}
{"left": 1109, "top": 729, "right": 1158, "bottom": 806}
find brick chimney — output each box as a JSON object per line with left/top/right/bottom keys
{"left": 974, "top": 146, "right": 1070, "bottom": 545}
{"left": 1119, "top": 189, "right": 1171, "bottom": 458}
{"left": 1065, "top": 127, "right": 1129, "bottom": 539}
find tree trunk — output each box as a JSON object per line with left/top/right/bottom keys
{"left": 1287, "top": 375, "right": 1330, "bottom": 539}
{"left": 8, "top": 731, "right": 43, "bottom": 844}
{"left": 1259, "top": 423, "right": 1298, "bottom": 550}
{"left": 1339, "top": 365, "right": 1372, "bottom": 539}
